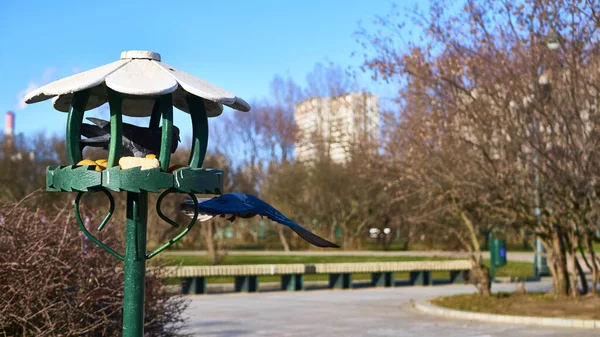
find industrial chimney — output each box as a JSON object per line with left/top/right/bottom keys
{"left": 5, "top": 111, "right": 14, "bottom": 136}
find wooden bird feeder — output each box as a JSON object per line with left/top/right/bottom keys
{"left": 24, "top": 50, "right": 250, "bottom": 337}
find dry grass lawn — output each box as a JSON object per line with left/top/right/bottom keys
{"left": 432, "top": 292, "right": 600, "bottom": 320}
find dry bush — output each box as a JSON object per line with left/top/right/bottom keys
{"left": 0, "top": 193, "right": 188, "bottom": 336}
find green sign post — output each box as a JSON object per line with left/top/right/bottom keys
{"left": 24, "top": 50, "right": 250, "bottom": 337}
{"left": 488, "top": 232, "right": 507, "bottom": 280}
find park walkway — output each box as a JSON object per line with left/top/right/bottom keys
{"left": 181, "top": 281, "right": 594, "bottom": 337}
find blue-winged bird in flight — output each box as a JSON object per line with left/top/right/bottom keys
{"left": 181, "top": 193, "right": 339, "bottom": 248}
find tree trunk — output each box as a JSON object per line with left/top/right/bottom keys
{"left": 403, "top": 223, "right": 414, "bottom": 251}
{"left": 521, "top": 229, "right": 530, "bottom": 250}
{"left": 569, "top": 232, "right": 582, "bottom": 297}
{"left": 584, "top": 233, "right": 598, "bottom": 294}
{"left": 482, "top": 229, "right": 491, "bottom": 251}
{"left": 248, "top": 226, "right": 258, "bottom": 243}
{"left": 471, "top": 255, "right": 491, "bottom": 296}
{"left": 459, "top": 211, "right": 491, "bottom": 297}
{"left": 202, "top": 221, "right": 226, "bottom": 265}
{"left": 203, "top": 221, "right": 217, "bottom": 264}
{"left": 277, "top": 226, "right": 291, "bottom": 252}
{"left": 574, "top": 257, "right": 588, "bottom": 296}
{"left": 382, "top": 234, "right": 392, "bottom": 250}
{"left": 329, "top": 221, "right": 337, "bottom": 243}
{"left": 550, "top": 230, "right": 570, "bottom": 297}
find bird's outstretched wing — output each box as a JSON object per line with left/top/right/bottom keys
{"left": 240, "top": 194, "right": 340, "bottom": 248}
{"left": 183, "top": 193, "right": 340, "bottom": 248}
{"left": 194, "top": 193, "right": 256, "bottom": 217}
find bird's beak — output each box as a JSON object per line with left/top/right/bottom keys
{"left": 178, "top": 136, "right": 181, "bottom": 143}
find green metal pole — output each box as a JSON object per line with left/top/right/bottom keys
{"left": 122, "top": 191, "right": 148, "bottom": 337}
{"left": 66, "top": 90, "right": 90, "bottom": 164}
{"left": 489, "top": 232, "right": 495, "bottom": 281}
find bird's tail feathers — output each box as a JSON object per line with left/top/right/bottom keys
{"left": 79, "top": 134, "right": 110, "bottom": 148}
{"left": 86, "top": 117, "right": 110, "bottom": 128}
{"left": 81, "top": 123, "right": 109, "bottom": 139}
{"left": 289, "top": 226, "right": 340, "bottom": 248}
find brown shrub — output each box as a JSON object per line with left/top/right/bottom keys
{"left": 0, "top": 193, "right": 188, "bottom": 336}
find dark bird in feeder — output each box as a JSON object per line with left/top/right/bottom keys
{"left": 79, "top": 117, "right": 181, "bottom": 157}
{"left": 180, "top": 193, "right": 340, "bottom": 248}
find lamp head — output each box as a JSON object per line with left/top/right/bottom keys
{"left": 547, "top": 31, "right": 560, "bottom": 50}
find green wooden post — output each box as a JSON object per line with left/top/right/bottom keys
{"left": 107, "top": 89, "right": 122, "bottom": 168}
{"left": 187, "top": 96, "right": 209, "bottom": 169}
{"left": 149, "top": 100, "right": 162, "bottom": 129}
{"left": 122, "top": 191, "right": 148, "bottom": 337}
{"left": 66, "top": 90, "right": 90, "bottom": 164}
{"left": 158, "top": 94, "right": 173, "bottom": 171}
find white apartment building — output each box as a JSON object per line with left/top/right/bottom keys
{"left": 294, "top": 92, "right": 379, "bottom": 164}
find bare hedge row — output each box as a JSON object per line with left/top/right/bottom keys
{"left": 0, "top": 194, "right": 188, "bottom": 336}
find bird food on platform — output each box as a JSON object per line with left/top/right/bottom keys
{"left": 77, "top": 155, "right": 185, "bottom": 172}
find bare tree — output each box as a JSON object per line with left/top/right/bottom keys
{"left": 359, "top": 0, "right": 600, "bottom": 296}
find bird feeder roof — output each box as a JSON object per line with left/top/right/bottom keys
{"left": 23, "top": 50, "right": 250, "bottom": 117}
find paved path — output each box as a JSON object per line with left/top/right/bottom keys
{"left": 181, "top": 282, "right": 596, "bottom": 337}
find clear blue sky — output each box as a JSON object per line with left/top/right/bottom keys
{"left": 0, "top": 0, "right": 418, "bottom": 139}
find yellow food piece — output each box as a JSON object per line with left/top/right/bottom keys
{"left": 76, "top": 159, "right": 104, "bottom": 171}
{"left": 145, "top": 154, "right": 157, "bottom": 159}
{"left": 119, "top": 156, "right": 160, "bottom": 171}
{"left": 167, "top": 164, "right": 188, "bottom": 173}
{"left": 93, "top": 159, "right": 107, "bottom": 171}
{"left": 76, "top": 159, "right": 97, "bottom": 166}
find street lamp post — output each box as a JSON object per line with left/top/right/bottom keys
{"left": 533, "top": 124, "right": 549, "bottom": 277}
{"left": 533, "top": 35, "right": 559, "bottom": 278}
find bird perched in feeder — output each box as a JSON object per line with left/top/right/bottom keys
{"left": 79, "top": 117, "right": 181, "bottom": 157}
{"left": 180, "top": 193, "right": 340, "bottom": 248}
